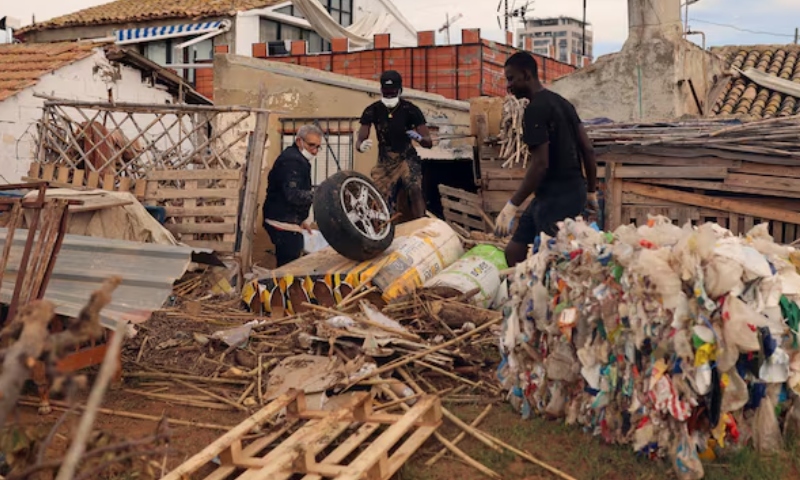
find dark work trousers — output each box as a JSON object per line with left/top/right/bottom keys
{"left": 265, "top": 224, "right": 304, "bottom": 268}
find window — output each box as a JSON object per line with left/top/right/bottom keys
{"left": 260, "top": 19, "right": 280, "bottom": 42}
{"left": 281, "top": 134, "right": 354, "bottom": 185}
{"left": 559, "top": 52, "right": 567, "bottom": 62}
{"left": 534, "top": 39, "right": 550, "bottom": 46}
{"left": 324, "top": 0, "right": 353, "bottom": 27}
{"left": 142, "top": 40, "right": 170, "bottom": 65}
{"left": 555, "top": 31, "right": 567, "bottom": 37}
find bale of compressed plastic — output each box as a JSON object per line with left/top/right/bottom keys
{"left": 498, "top": 215, "right": 800, "bottom": 469}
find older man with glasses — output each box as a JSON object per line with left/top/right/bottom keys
{"left": 262, "top": 124, "right": 322, "bottom": 267}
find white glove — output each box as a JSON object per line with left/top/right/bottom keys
{"left": 406, "top": 130, "right": 423, "bottom": 142}
{"left": 494, "top": 202, "right": 519, "bottom": 237}
{"left": 358, "top": 139, "right": 373, "bottom": 153}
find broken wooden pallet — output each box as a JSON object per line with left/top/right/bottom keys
{"left": 438, "top": 184, "right": 489, "bottom": 233}
{"left": 143, "top": 168, "right": 244, "bottom": 253}
{"left": 25, "top": 161, "right": 146, "bottom": 198}
{"left": 163, "top": 389, "right": 441, "bottom": 480}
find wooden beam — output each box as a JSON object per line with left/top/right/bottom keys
{"left": 725, "top": 173, "right": 800, "bottom": 193}
{"left": 731, "top": 163, "right": 800, "bottom": 179}
{"left": 147, "top": 169, "right": 243, "bottom": 181}
{"left": 623, "top": 182, "right": 800, "bottom": 225}
{"left": 605, "top": 162, "right": 622, "bottom": 230}
{"left": 642, "top": 178, "right": 800, "bottom": 199}
{"left": 615, "top": 166, "right": 728, "bottom": 179}
{"left": 160, "top": 391, "right": 300, "bottom": 480}
{"left": 240, "top": 109, "right": 270, "bottom": 271}
{"left": 145, "top": 188, "right": 241, "bottom": 200}
{"left": 166, "top": 222, "right": 237, "bottom": 235}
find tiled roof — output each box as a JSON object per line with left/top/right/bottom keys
{"left": 0, "top": 42, "right": 98, "bottom": 102}
{"left": 19, "top": 0, "right": 283, "bottom": 33}
{"left": 710, "top": 45, "right": 800, "bottom": 118}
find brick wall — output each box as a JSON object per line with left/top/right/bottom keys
{"left": 249, "top": 29, "right": 577, "bottom": 101}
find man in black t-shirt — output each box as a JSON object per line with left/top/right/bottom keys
{"left": 356, "top": 70, "right": 433, "bottom": 219}
{"left": 494, "top": 52, "right": 599, "bottom": 267}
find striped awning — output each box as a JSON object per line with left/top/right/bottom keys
{"left": 115, "top": 20, "right": 226, "bottom": 44}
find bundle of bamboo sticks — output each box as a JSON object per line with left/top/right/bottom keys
{"left": 498, "top": 95, "right": 530, "bottom": 169}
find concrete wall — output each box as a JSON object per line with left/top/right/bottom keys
{"left": 549, "top": 0, "right": 726, "bottom": 122}
{"left": 0, "top": 49, "right": 175, "bottom": 183}
{"left": 212, "top": 53, "right": 470, "bottom": 261}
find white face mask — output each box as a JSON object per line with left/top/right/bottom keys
{"left": 300, "top": 140, "right": 317, "bottom": 161}
{"left": 381, "top": 97, "right": 399, "bottom": 108}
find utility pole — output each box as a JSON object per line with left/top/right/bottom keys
{"left": 795, "top": 27, "right": 799, "bottom": 44}
{"left": 581, "top": 0, "right": 587, "bottom": 56}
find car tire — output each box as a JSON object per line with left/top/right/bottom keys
{"left": 314, "top": 171, "right": 395, "bottom": 261}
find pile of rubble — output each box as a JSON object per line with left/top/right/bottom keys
{"left": 499, "top": 216, "right": 800, "bottom": 479}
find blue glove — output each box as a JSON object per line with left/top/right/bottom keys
{"left": 406, "top": 130, "right": 423, "bottom": 142}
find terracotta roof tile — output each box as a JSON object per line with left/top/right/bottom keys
{"left": 710, "top": 45, "right": 800, "bottom": 118}
{"left": 20, "top": 0, "right": 283, "bottom": 33}
{"left": 0, "top": 42, "right": 98, "bottom": 102}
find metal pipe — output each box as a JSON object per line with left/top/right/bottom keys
{"left": 685, "top": 29, "right": 706, "bottom": 50}
{"left": 582, "top": 0, "right": 587, "bottom": 56}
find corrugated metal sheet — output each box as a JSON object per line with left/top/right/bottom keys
{"left": 0, "top": 228, "right": 204, "bottom": 328}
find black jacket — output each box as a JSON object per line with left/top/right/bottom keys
{"left": 262, "top": 144, "right": 313, "bottom": 224}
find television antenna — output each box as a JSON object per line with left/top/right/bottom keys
{"left": 496, "top": 1, "right": 533, "bottom": 33}
{"left": 438, "top": 12, "right": 464, "bottom": 45}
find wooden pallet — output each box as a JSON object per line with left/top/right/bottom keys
{"left": 144, "top": 169, "right": 244, "bottom": 253}
{"left": 163, "top": 389, "right": 442, "bottom": 480}
{"left": 25, "top": 162, "right": 147, "bottom": 198}
{"left": 439, "top": 185, "right": 489, "bottom": 232}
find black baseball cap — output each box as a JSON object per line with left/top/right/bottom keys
{"left": 380, "top": 70, "right": 403, "bottom": 90}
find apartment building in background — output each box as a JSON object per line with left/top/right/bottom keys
{"left": 517, "top": 16, "right": 593, "bottom": 67}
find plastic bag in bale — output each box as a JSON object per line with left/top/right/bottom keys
{"left": 670, "top": 425, "right": 705, "bottom": 480}
{"left": 753, "top": 395, "right": 783, "bottom": 453}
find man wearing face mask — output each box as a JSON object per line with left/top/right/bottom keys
{"left": 262, "top": 124, "right": 321, "bottom": 267}
{"left": 356, "top": 70, "right": 433, "bottom": 220}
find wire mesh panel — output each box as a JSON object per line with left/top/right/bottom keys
{"left": 32, "top": 99, "right": 266, "bottom": 252}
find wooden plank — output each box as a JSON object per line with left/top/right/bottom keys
{"left": 598, "top": 152, "right": 742, "bottom": 168}
{"left": 181, "top": 240, "right": 235, "bottom": 252}
{"left": 56, "top": 167, "right": 70, "bottom": 183}
{"left": 160, "top": 391, "right": 300, "bottom": 480}
{"left": 386, "top": 425, "right": 439, "bottom": 476}
{"left": 744, "top": 215, "right": 755, "bottom": 233}
{"left": 731, "top": 163, "right": 800, "bottom": 179}
{"left": 166, "top": 222, "right": 237, "bottom": 235}
{"left": 622, "top": 182, "right": 800, "bottom": 225}
{"left": 240, "top": 110, "right": 269, "bottom": 269}
{"left": 622, "top": 192, "right": 683, "bottom": 207}
{"left": 481, "top": 167, "right": 526, "bottom": 180}
{"left": 72, "top": 169, "right": 85, "bottom": 187}
{"left": 103, "top": 173, "right": 115, "bottom": 191}
{"left": 134, "top": 181, "right": 147, "bottom": 199}
{"left": 237, "top": 401, "right": 360, "bottom": 480}
{"left": 146, "top": 188, "right": 241, "bottom": 200}
{"left": 28, "top": 162, "right": 41, "bottom": 179}
{"left": 335, "top": 396, "right": 441, "bottom": 480}
{"left": 774, "top": 221, "right": 785, "bottom": 244}
{"left": 726, "top": 173, "right": 800, "bottom": 194}
{"left": 728, "top": 213, "right": 739, "bottom": 234}
{"left": 787, "top": 224, "right": 798, "bottom": 244}
{"left": 483, "top": 178, "right": 521, "bottom": 191}
{"left": 162, "top": 205, "right": 239, "bottom": 217}
{"left": 118, "top": 177, "right": 132, "bottom": 192}
{"left": 87, "top": 171, "right": 100, "bottom": 189}
{"left": 223, "top": 178, "right": 239, "bottom": 245}
{"left": 441, "top": 198, "right": 483, "bottom": 218}
{"left": 42, "top": 164, "right": 55, "bottom": 181}
{"left": 442, "top": 210, "right": 485, "bottom": 231}
{"left": 299, "top": 423, "right": 382, "bottom": 480}
{"left": 438, "top": 184, "right": 482, "bottom": 203}
{"left": 147, "top": 169, "right": 243, "bottom": 181}
{"left": 204, "top": 420, "right": 299, "bottom": 480}
{"left": 606, "top": 162, "right": 623, "bottom": 230}
{"left": 615, "top": 166, "right": 728, "bottom": 179}
{"left": 643, "top": 178, "right": 800, "bottom": 199}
